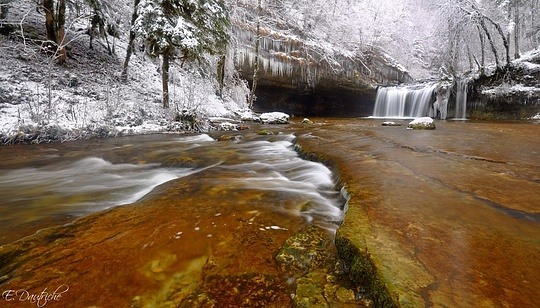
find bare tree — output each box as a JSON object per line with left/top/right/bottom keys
{"left": 248, "top": 0, "right": 261, "bottom": 109}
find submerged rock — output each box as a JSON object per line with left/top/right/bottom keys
{"left": 260, "top": 112, "right": 290, "bottom": 124}
{"left": 381, "top": 121, "right": 402, "bottom": 126}
{"left": 257, "top": 130, "right": 274, "bottom": 135}
{"left": 275, "top": 225, "right": 331, "bottom": 274}
{"left": 407, "top": 117, "right": 436, "bottom": 130}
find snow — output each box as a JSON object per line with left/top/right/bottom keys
{"left": 482, "top": 84, "right": 540, "bottom": 95}
{"left": 0, "top": 1, "right": 249, "bottom": 144}
{"left": 259, "top": 112, "right": 290, "bottom": 124}
{"left": 513, "top": 48, "right": 540, "bottom": 64}
{"left": 408, "top": 117, "right": 434, "bottom": 125}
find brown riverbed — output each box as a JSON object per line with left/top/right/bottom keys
{"left": 293, "top": 118, "right": 539, "bottom": 307}
{"left": 0, "top": 118, "right": 539, "bottom": 307}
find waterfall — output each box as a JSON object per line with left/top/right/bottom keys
{"left": 373, "top": 83, "right": 437, "bottom": 118}
{"left": 455, "top": 78, "right": 469, "bottom": 119}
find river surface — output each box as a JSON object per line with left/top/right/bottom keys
{"left": 0, "top": 118, "right": 538, "bottom": 307}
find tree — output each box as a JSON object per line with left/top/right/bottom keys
{"left": 121, "top": 0, "right": 141, "bottom": 82}
{"left": 37, "top": 0, "right": 117, "bottom": 64}
{"left": 87, "top": 0, "right": 117, "bottom": 54}
{"left": 41, "top": 0, "right": 67, "bottom": 64}
{"left": 134, "top": 0, "right": 230, "bottom": 108}
{"left": 247, "top": 0, "right": 261, "bottom": 109}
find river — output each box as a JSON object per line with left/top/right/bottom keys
{"left": 0, "top": 118, "right": 538, "bottom": 307}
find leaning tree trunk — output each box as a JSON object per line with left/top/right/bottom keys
{"left": 483, "top": 15, "right": 510, "bottom": 66}
{"left": 55, "top": 0, "right": 67, "bottom": 65}
{"left": 121, "top": 0, "right": 140, "bottom": 81}
{"left": 478, "top": 18, "right": 500, "bottom": 68}
{"left": 162, "top": 51, "right": 170, "bottom": 109}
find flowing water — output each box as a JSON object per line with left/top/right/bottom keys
{"left": 0, "top": 133, "right": 345, "bottom": 245}
{"left": 0, "top": 129, "right": 350, "bottom": 307}
{"left": 373, "top": 83, "right": 436, "bottom": 118}
{"left": 455, "top": 78, "right": 469, "bottom": 119}
{"left": 0, "top": 119, "right": 538, "bottom": 307}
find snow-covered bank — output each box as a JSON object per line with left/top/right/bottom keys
{"left": 0, "top": 1, "right": 249, "bottom": 144}
{"left": 468, "top": 47, "right": 540, "bottom": 120}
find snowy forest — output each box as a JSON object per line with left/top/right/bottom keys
{"left": 0, "top": 0, "right": 539, "bottom": 142}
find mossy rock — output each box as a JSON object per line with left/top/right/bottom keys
{"left": 162, "top": 156, "right": 199, "bottom": 168}
{"left": 295, "top": 276, "right": 328, "bottom": 308}
{"left": 257, "top": 130, "right": 274, "bottom": 135}
{"left": 335, "top": 235, "right": 398, "bottom": 307}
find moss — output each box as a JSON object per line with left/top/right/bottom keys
{"left": 257, "top": 130, "right": 274, "bottom": 135}
{"left": 335, "top": 235, "right": 398, "bottom": 308}
{"left": 0, "top": 246, "right": 23, "bottom": 280}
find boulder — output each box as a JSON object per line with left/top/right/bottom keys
{"left": 407, "top": 117, "right": 436, "bottom": 130}
{"left": 260, "top": 112, "right": 290, "bottom": 124}
{"left": 236, "top": 110, "right": 260, "bottom": 122}
{"left": 218, "top": 122, "right": 238, "bottom": 131}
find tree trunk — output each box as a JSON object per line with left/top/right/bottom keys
{"left": 248, "top": 0, "right": 262, "bottom": 109}
{"left": 43, "top": 0, "right": 56, "bottom": 43}
{"left": 483, "top": 15, "right": 510, "bottom": 66}
{"left": 514, "top": 3, "right": 520, "bottom": 59}
{"left": 56, "top": 0, "right": 66, "bottom": 65}
{"left": 531, "top": 0, "right": 539, "bottom": 47}
{"left": 121, "top": 0, "right": 141, "bottom": 82}
{"left": 477, "top": 26, "right": 485, "bottom": 75}
{"left": 162, "top": 51, "right": 170, "bottom": 109}
{"left": 216, "top": 53, "right": 226, "bottom": 98}
{"left": 478, "top": 18, "right": 500, "bottom": 68}
{"left": 466, "top": 42, "right": 473, "bottom": 71}
{"left": 0, "top": 0, "right": 9, "bottom": 20}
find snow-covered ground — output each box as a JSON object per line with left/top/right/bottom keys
{"left": 0, "top": 0, "right": 249, "bottom": 144}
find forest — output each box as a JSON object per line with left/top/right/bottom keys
{"left": 0, "top": 0, "right": 539, "bottom": 142}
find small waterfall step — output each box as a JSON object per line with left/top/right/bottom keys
{"left": 454, "top": 78, "right": 469, "bottom": 120}
{"left": 372, "top": 83, "right": 437, "bottom": 118}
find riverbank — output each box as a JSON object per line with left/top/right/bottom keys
{"left": 0, "top": 1, "right": 249, "bottom": 145}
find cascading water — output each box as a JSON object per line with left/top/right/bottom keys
{"left": 372, "top": 83, "right": 437, "bottom": 118}
{"left": 455, "top": 78, "right": 469, "bottom": 119}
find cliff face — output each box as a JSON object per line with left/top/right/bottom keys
{"left": 230, "top": 23, "right": 413, "bottom": 117}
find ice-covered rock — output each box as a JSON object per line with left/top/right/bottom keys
{"left": 260, "top": 112, "right": 290, "bottom": 124}
{"left": 407, "top": 117, "right": 436, "bottom": 130}
{"left": 302, "top": 118, "right": 313, "bottom": 124}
